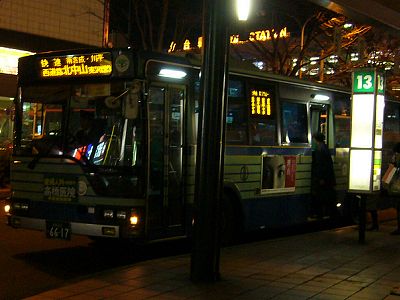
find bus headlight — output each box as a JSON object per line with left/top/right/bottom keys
{"left": 103, "top": 209, "right": 114, "bottom": 218}
{"left": 130, "top": 210, "right": 140, "bottom": 226}
{"left": 4, "top": 204, "right": 10, "bottom": 213}
{"left": 130, "top": 215, "right": 139, "bottom": 225}
{"left": 116, "top": 211, "right": 127, "bottom": 219}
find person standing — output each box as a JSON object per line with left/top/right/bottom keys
{"left": 311, "top": 132, "right": 336, "bottom": 219}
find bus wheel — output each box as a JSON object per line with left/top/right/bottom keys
{"left": 221, "top": 192, "right": 240, "bottom": 246}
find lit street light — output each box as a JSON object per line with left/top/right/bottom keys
{"left": 236, "top": 0, "right": 251, "bottom": 21}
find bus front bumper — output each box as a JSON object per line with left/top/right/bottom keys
{"left": 7, "top": 215, "right": 120, "bottom": 238}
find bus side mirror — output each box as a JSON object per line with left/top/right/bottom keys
{"left": 123, "top": 80, "right": 141, "bottom": 119}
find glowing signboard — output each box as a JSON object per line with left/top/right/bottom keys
{"left": 168, "top": 27, "right": 289, "bottom": 52}
{"left": 349, "top": 69, "right": 385, "bottom": 193}
{"left": 38, "top": 52, "right": 112, "bottom": 78}
{"left": 250, "top": 89, "right": 272, "bottom": 116}
{"left": 0, "top": 47, "right": 34, "bottom": 75}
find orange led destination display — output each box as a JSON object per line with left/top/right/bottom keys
{"left": 250, "top": 89, "right": 272, "bottom": 116}
{"left": 39, "top": 52, "right": 112, "bottom": 78}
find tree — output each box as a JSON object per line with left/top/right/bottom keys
{"left": 229, "top": 6, "right": 400, "bottom": 92}
{"left": 123, "top": 0, "right": 201, "bottom": 52}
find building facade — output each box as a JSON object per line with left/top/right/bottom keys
{"left": 0, "top": 0, "right": 105, "bottom": 98}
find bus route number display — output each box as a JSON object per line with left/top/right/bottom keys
{"left": 38, "top": 52, "right": 112, "bottom": 78}
{"left": 250, "top": 89, "right": 272, "bottom": 117}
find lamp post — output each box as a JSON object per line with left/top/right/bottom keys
{"left": 190, "top": 0, "right": 229, "bottom": 282}
{"left": 299, "top": 15, "right": 314, "bottom": 79}
{"left": 191, "top": 0, "right": 250, "bottom": 283}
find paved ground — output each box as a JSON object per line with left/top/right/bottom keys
{"left": 24, "top": 219, "right": 400, "bottom": 299}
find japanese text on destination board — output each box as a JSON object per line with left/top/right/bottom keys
{"left": 250, "top": 89, "right": 272, "bottom": 116}
{"left": 43, "top": 177, "right": 77, "bottom": 202}
{"left": 39, "top": 52, "right": 112, "bottom": 78}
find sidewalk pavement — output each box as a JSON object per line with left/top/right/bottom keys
{"left": 25, "top": 220, "right": 400, "bottom": 300}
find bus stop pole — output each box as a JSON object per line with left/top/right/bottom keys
{"left": 191, "top": 0, "right": 229, "bottom": 282}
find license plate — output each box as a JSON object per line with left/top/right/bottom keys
{"left": 46, "top": 221, "right": 71, "bottom": 240}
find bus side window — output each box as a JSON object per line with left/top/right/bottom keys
{"left": 226, "top": 79, "right": 247, "bottom": 145}
{"left": 333, "top": 96, "right": 351, "bottom": 148}
{"left": 226, "top": 100, "right": 247, "bottom": 144}
{"left": 281, "top": 101, "right": 308, "bottom": 144}
{"left": 249, "top": 121, "right": 276, "bottom": 145}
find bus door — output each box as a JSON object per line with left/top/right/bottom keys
{"left": 148, "top": 85, "right": 185, "bottom": 237}
{"left": 310, "top": 103, "right": 328, "bottom": 142}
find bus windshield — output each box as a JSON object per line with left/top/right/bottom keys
{"left": 17, "top": 81, "right": 143, "bottom": 168}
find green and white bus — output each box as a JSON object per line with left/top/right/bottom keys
{"left": 6, "top": 48, "right": 354, "bottom": 242}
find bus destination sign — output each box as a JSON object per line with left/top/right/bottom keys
{"left": 250, "top": 89, "right": 272, "bottom": 117}
{"left": 38, "top": 52, "right": 112, "bottom": 78}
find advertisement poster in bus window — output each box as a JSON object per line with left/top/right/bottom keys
{"left": 261, "top": 155, "right": 296, "bottom": 194}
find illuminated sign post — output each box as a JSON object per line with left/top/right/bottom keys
{"left": 349, "top": 69, "right": 385, "bottom": 193}
{"left": 38, "top": 52, "right": 112, "bottom": 78}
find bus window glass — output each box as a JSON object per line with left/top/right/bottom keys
{"left": 194, "top": 80, "right": 200, "bottom": 142}
{"left": 333, "top": 96, "right": 351, "bottom": 148}
{"left": 281, "top": 102, "right": 308, "bottom": 144}
{"left": 149, "top": 87, "right": 164, "bottom": 192}
{"left": 20, "top": 82, "right": 142, "bottom": 168}
{"left": 226, "top": 80, "right": 247, "bottom": 144}
{"left": 228, "top": 80, "right": 244, "bottom": 97}
{"left": 250, "top": 121, "right": 276, "bottom": 145}
{"left": 0, "top": 99, "right": 13, "bottom": 141}
{"left": 21, "top": 103, "right": 60, "bottom": 141}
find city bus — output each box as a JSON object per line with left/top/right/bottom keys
{"left": 6, "top": 48, "right": 356, "bottom": 243}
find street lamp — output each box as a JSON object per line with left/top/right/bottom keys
{"left": 236, "top": 0, "right": 251, "bottom": 21}
{"left": 191, "top": 0, "right": 251, "bottom": 283}
{"left": 299, "top": 15, "right": 315, "bottom": 79}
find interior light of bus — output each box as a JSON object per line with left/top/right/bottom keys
{"left": 158, "top": 68, "right": 187, "bottom": 79}
{"left": 116, "top": 211, "right": 127, "bottom": 219}
{"left": 336, "top": 202, "right": 342, "bottom": 208}
{"left": 4, "top": 204, "right": 10, "bottom": 213}
{"left": 104, "top": 209, "right": 114, "bottom": 218}
{"left": 311, "top": 94, "right": 330, "bottom": 101}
